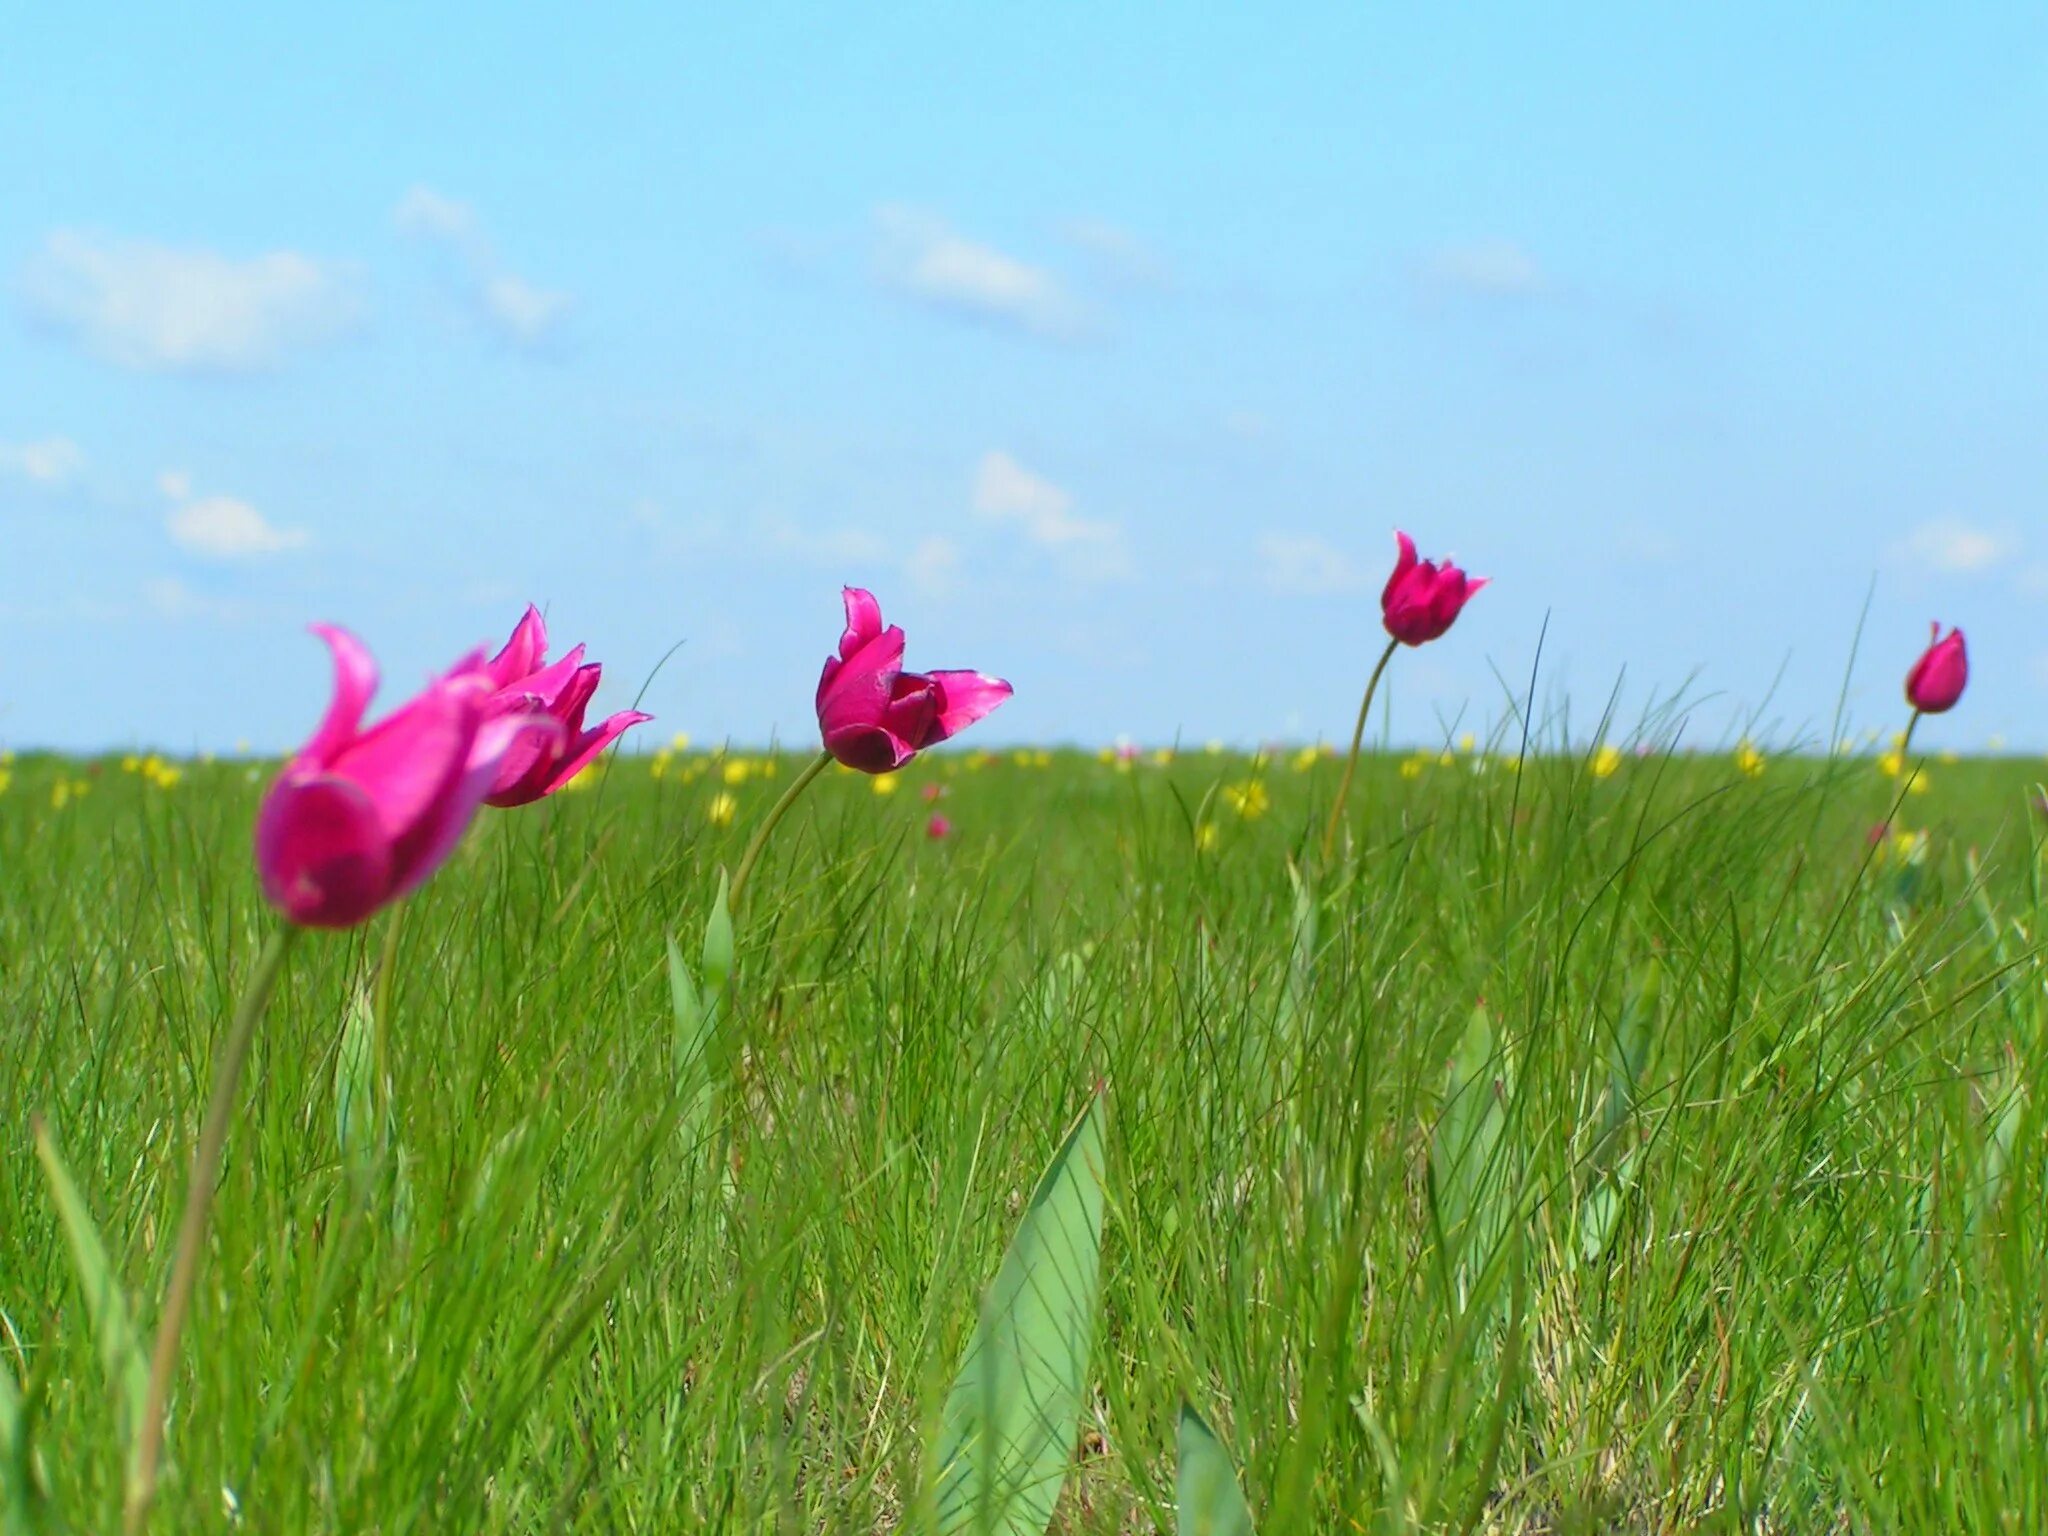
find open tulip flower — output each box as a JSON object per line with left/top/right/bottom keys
{"left": 1381, "top": 531, "right": 1487, "bottom": 646}
{"left": 816, "top": 587, "right": 1011, "bottom": 773}
{"left": 1904, "top": 623, "right": 1967, "bottom": 715}
{"left": 479, "top": 604, "right": 652, "bottom": 806}
{"left": 256, "top": 625, "right": 561, "bottom": 928}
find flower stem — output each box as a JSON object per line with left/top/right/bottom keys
{"left": 126, "top": 923, "right": 298, "bottom": 1534}
{"left": 727, "top": 749, "right": 833, "bottom": 915}
{"left": 1321, "top": 638, "right": 1401, "bottom": 868}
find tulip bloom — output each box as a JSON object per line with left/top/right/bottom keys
{"left": 478, "top": 605, "right": 651, "bottom": 807}
{"left": 1381, "top": 531, "right": 1487, "bottom": 646}
{"left": 816, "top": 587, "right": 1011, "bottom": 773}
{"left": 256, "top": 626, "right": 558, "bottom": 928}
{"left": 1904, "top": 624, "right": 1967, "bottom": 714}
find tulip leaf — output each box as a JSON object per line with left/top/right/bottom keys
{"left": 667, "top": 935, "right": 718, "bottom": 1146}
{"left": 32, "top": 1120, "right": 148, "bottom": 1448}
{"left": 0, "top": 1352, "right": 41, "bottom": 1533}
{"left": 700, "top": 871, "right": 734, "bottom": 1019}
{"left": 1429, "top": 1002, "right": 1513, "bottom": 1285}
{"left": 1177, "top": 1402, "right": 1256, "bottom": 1536}
{"left": 934, "top": 1092, "right": 1108, "bottom": 1535}
{"left": 335, "top": 984, "right": 381, "bottom": 1188}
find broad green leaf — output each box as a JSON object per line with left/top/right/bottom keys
{"left": 0, "top": 1352, "right": 39, "bottom": 1532}
{"left": 1430, "top": 1003, "right": 1512, "bottom": 1278}
{"left": 1276, "top": 861, "right": 1317, "bottom": 1040}
{"left": 700, "top": 871, "right": 734, "bottom": 1013}
{"left": 32, "top": 1121, "right": 147, "bottom": 1446}
{"left": 668, "top": 935, "right": 718, "bottom": 1146}
{"left": 335, "top": 984, "right": 380, "bottom": 1185}
{"left": 1177, "top": 1402, "right": 1256, "bottom": 1536}
{"left": 935, "top": 1092, "right": 1108, "bottom": 1535}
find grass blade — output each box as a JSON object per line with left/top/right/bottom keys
{"left": 31, "top": 1119, "right": 148, "bottom": 1448}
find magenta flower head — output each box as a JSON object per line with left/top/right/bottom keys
{"left": 1381, "top": 531, "right": 1488, "bottom": 646}
{"left": 1904, "top": 623, "right": 1967, "bottom": 714}
{"left": 477, "top": 605, "right": 652, "bottom": 807}
{"left": 255, "top": 625, "right": 560, "bottom": 929}
{"left": 926, "top": 813, "right": 953, "bottom": 840}
{"left": 815, "top": 587, "right": 1011, "bottom": 773}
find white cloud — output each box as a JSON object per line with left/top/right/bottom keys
{"left": 1257, "top": 534, "right": 1371, "bottom": 597}
{"left": 874, "top": 205, "right": 1084, "bottom": 340}
{"left": 1058, "top": 218, "right": 1169, "bottom": 288}
{"left": 1892, "top": 518, "right": 2015, "bottom": 574}
{"left": 394, "top": 185, "right": 569, "bottom": 348}
{"left": 0, "top": 436, "right": 85, "bottom": 487}
{"left": 768, "top": 520, "right": 887, "bottom": 566}
{"left": 21, "top": 231, "right": 361, "bottom": 371}
{"left": 971, "top": 451, "right": 1126, "bottom": 579}
{"left": 393, "top": 185, "right": 480, "bottom": 247}
{"left": 480, "top": 273, "right": 571, "bottom": 344}
{"left": 159, "top": 473, "right": 306, "bottom": 559}
{"left": 1422, "top": 240, "right": 1549, "bottom": 298}
{"left": 169, "top": 496, "right": 307, "bottom": 558}
{"left": 905, "top": 535, "right": 963, "bottom": 597}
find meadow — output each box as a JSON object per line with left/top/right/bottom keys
{"left": 2, "top": 735, "right": 2045, "bottom": 1532}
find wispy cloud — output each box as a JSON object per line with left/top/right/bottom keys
{"left": 20, "top": 231, "right": 362, "bottom": 372}
{"left": 160, "top": 472, "right": 306, "bottom": 558}
{"left": 1257, "top": 533, "right": 1370, "bottom": 596}
{"left": 1057, "top": 217, "right": 1169, "bottom": 289}
{"left": 0, "top": 436, "right": 86, "bottom": 487}
{"left": 874, "top": 206, "right": 1085, "bottom": 340}
{"left": 971, "top": 451, "right": 1126, "bottom": 579}
{"left": 1891, "top": 517, "right": 2017, "bottom": 574}
{"left": 1420, "top": 239, "right": 1550, "bottom": 299}
{"left": 394, "top": 185, "right": 570, "bottom": 349}
{"left": 905, "top": 535, "right": 963, "bottom": 597}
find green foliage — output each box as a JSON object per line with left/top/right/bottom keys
{"left": 1176, "top": 1403, "right": 1255, "bottom": 1536}
{"left": 933, "top": 1092, "right": 1107, "bottom": 1535}
{"left": 0, "top": 747, "right": 2044, "bottom": 1529}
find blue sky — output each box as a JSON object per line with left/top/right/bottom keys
{"left": 4, "top": 5, "right": 2045, "bottom": 754}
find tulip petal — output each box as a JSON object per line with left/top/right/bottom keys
{"left": 822, "top": 721, "right": 917, "bottom": 774}
{"left": 922, "top": 670, "right": 1014, "bottom": 745}
{"left": 536, "top": 709, "right": 653, "bottom": 797}
{"left": 255, "top": 773, "right": 394, "bottom": 928}
{"left": 486, "top": 605, "right": 549, "bottom": 687}
{"left": 328, "top": 679, "right": 481, "bottom": 855}
{"left": 302, "top": 624, "right": 380, "bottom": 766}
{"left": 839, "top": 587, "right": 885, "bottom": 659}
{"left": 390, "top": 709, "right": 563, "bottom": 897}
{"left": 817, "top": 624, "right": 907, "bottom": 718}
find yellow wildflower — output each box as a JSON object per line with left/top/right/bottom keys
{"left": 1735, "top": 741, "right": 1766, "bottom": 779}
{"left": 1222, "top": 778, "right": 1269, "bottom": 819}
{"left": 872, "top": 773, "right": 900, "bottom": 797}
{"left": 1591, "top": 745, "right": 1623, "bottom": 780}
{"left": 706, "top": 790, "right": 738, "bottom": 827}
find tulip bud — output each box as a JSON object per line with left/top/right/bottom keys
{"left": 1381, "top": 531, "right": 1487, "bottom": 647}
{"left": 1904, "top": 623, "right": 1967, "bottom": 714}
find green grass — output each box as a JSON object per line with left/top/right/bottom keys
{"left": 3, "top": 741, "right": 2046, "bottom": 1531}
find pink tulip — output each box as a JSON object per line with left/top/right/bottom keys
{"left": 256, "top": 626, "right": 559, "bottom": 929}
{"left": 477, "top": 605, "right": 651, "bottom": 806}
{"left": 1381, "top": 531, "right": 1487, "bottom": 646}
{"left": 926, "top": 813, "right": 953, "bottom": 840}
{"left": 1904, "top": 623, "right": 1967, "bottom": 714}
{"left": 816, "top": 587, "right": 1011, "bottom": 773}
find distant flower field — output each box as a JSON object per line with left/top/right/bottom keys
{"left": 3, "top": 736, "right": 2044, "bottom": 1530}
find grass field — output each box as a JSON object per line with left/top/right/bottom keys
{"left": 3, "top": 738, "right": 2046, "bottom": 1532}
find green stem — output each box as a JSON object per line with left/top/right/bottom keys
{"left": 1892, "top": 709, "right": 1925, "bottom": 805}
{"left": 726, "top": 749, "right": 833, "bottom": 915}
{"left": 126, "top": 923, "right": 298, "bottom": 1534}
{"left": 1320, "top": 639, "right": 1401, "bottom": 868}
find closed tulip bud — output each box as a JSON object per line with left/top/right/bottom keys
{"left": 815, "top": 587, "right": 1011, "bottom": 773}
{"left": 255, "top": 625, "right": 559, "bottom": 929}
{"left": 1904, "top": 624, "right": 1967, "bottom": 714}
{"left": 478, "top": 605, "right": 651, "bottom": 807}
{"left": 1381, "top": 531, "right": 1487, "bottom": 646}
